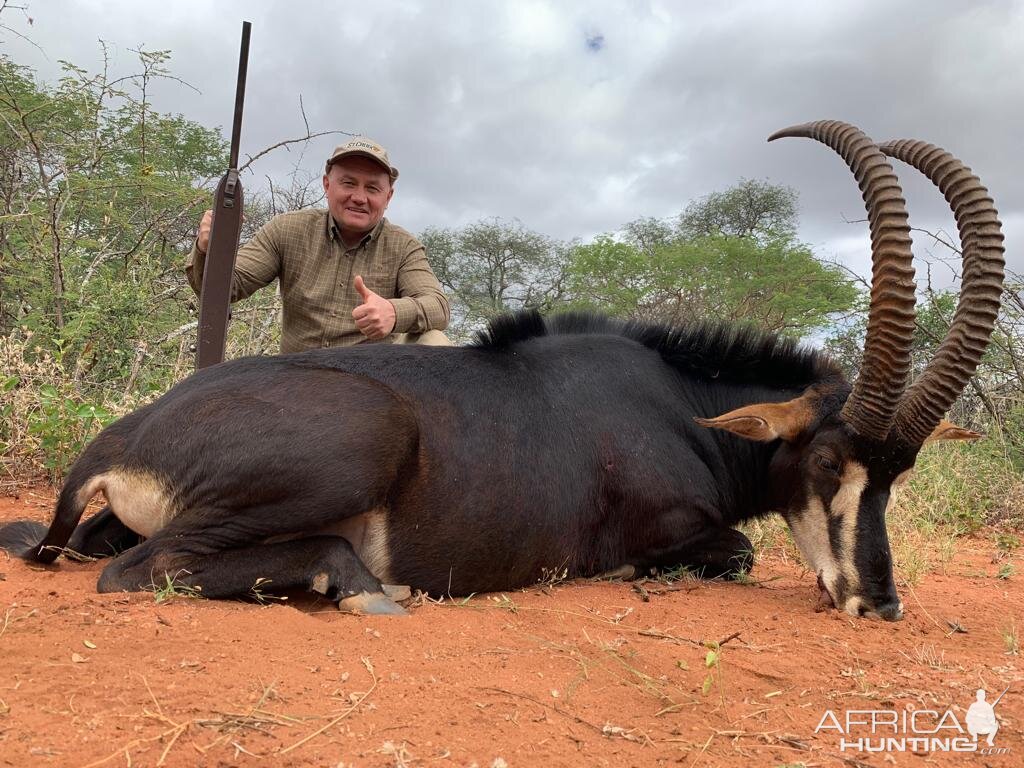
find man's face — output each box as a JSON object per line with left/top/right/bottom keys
{"left": 323, "top": 156, "right": 394, "bottom": 242}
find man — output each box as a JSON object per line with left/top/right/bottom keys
{"left": 966, "top": 689, "right": 999, "bottom": 747}
{"left": 186, "top": 136, "right": 450, "bottom": 352}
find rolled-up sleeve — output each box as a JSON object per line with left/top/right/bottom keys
{"left": 390, "top": 244, "right": 451, "bottom": 334}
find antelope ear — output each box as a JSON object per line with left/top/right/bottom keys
{"left": 695, "top": 395, "right": 816, "bottom": 442}
{"left": 924, "top": 418, "right": 983, "bottom": 443}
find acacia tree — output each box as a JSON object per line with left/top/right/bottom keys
{"left": 565, "top": 180, "right": 856, "bottom": 336}
{"left": 677, "top": 178, "right": 799, "bottom": 241}
{"left": 421, "top": 218, "right": 568, "bottom": 341}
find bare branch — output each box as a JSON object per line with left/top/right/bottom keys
{"left": 239, "top": 128, "right": 354, "bottom": 175}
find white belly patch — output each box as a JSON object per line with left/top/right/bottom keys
{"left": 78, "top": 469, "right": 176, "bottom": 538}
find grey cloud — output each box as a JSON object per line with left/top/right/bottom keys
{"left": 5, "top": 0, "right": 1021, "bottom": 282}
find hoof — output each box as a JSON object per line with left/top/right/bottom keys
{"left": 381, "top": 584, "right": 412, "bottom": 602}
{"left": 311, "top": 572, "right": 331, "bottom": 595}
{"left": 338, "top": 591, "right": 409, "bottom": 616}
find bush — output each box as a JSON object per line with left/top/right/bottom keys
{"left": 895, "top": 433, "right": 1024, "bottom": 534}
{"left": 1, "top": 330, "right": 124, "bottom": 483}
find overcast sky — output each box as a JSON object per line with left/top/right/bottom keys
{"left": 4, "top": 0, "right": 1022, "bottom": 284}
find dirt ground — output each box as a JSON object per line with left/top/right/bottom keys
{"left": 1, "top": 488, "right": 1021, "bottom": 768}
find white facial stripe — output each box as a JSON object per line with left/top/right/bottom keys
{"left": 85, "top": 469, "right": 177, "bottom": 538}
{"left": 833, "top": 462, "right": 867, "bottom": 594}
{"left": 843, "top": 595, "right": 867, "bottom": 617}
{"left": 787, "top": 497, "right": 839, "bottom": 589}
{"left": 787, "top": 461, "right": 870, "bottom": 607}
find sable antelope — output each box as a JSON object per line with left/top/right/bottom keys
{"left": 0, "top": 121, "right": 1004, "bottom": 619}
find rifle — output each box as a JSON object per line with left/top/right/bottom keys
{"left": 991, "top": 685, "right": 1010, "bottom": 708}
{"left": 196, "top": 20, "right": 252, "bottom": 369}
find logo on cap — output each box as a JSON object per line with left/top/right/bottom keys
{"left": 327, "top": 136, "right": 398, "bottom": 180}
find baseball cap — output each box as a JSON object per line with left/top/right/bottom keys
{"left": 325, "top": 136, "right": 399, "bottom": 180}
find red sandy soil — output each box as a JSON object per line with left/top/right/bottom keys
{"left": 1, "top": 487, "right": 1021, "bottom": 768}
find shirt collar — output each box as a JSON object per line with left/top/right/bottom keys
{"left": 327, "top": 212, "right": 387, "bottom": 248}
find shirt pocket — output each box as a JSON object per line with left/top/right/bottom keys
{"left": 360, "top": 268, "right": 396, "bottom": 298}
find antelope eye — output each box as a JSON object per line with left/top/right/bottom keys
{"left": 815, "top": 454, "right": 841, "bottom": 475}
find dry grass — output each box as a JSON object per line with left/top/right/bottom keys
{"left": 900, "top": 439, "right": 1024, "bottom": 531}
{"left": 80, "top": 660, "right": 380, "bottom": 766}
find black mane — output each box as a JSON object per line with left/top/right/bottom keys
{"left": 473, "top": 309, "right": 842, "bottom": 389}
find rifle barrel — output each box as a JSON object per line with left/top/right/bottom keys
{"left": 229, "top": 20, "right": 252, "bottom": 170}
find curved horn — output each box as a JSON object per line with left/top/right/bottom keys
{"left": 769, "top": 121, "right": 917, "bottom": 440}
{"left": 879, "top": 140, "right": 1006, "bottom": 447}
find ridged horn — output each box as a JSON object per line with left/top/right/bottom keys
{"left": 769, "top": 121, "right": 917, "bottom": 440}
{"left": 879, "top": 140, "right": 1006, "bottom": 447}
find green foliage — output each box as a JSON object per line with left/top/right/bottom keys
{"left": 893, "top": 435, "right": 1024, "bottom": 534}
{"left": 677, "top": 178, "right": 799, "bottom": 242}
{"left": 0, "top": 373, "right": 18, "bottom": 455}
{"left": 565, "top": 180, "right": 855, "bottom": 334}
{"left": 422, "top": 218, "right": 567, "bottom": 340}
{"left": 2, "top": 330, "right": 123, "bottom": 481}
{"left": 566, "top": 231, "right": 857, "bottom": 334}
{"left": 996, "top": 532, "right": 1020, "bottom": 553}
{"left": 151, "top": 572, "right": 203, "bottom": 603}
{"left": 26, "top": 383, "right": 114, "bottom": 479}
{"left": 0, "top": 49, "right": 227, "bottom": 395}
{"left": 561, "top": 235, "right": 648, "bottom": 317}
{"left": 701, "top": 641, "right": 724, "bottom": 700}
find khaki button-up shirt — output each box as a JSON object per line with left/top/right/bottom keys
{"left": 185, "top": 210, "right": 450, "bottom": 353}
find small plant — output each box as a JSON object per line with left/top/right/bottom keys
{"left": 658, "top": 564, "right": 698, "bottom": 584}
{"left": 731, "top": 556, "right": 756, "bottom": 586}
{"left": 899, "top": 643, "right": 959, "bottom": 672}
{"left": 1002, "top": 620, "right": 1019, "bottom": 655}
{"left": 997, "top": 563, "right": 1014, "bottom": 580}
{"left": 538, "top": 564, "right": 570, "bottom": 587}
{"left": 151, "top": 571, "right": 203, "bottom": 603}
{"left": 891, "top": 528, "right": 936, "bottom": 587}
{"left": 491, "top": 593, "right": 518, "bottom": 613}
{"left": 1, "top": 332, "right": 133, "bottom": 484}
{"left": 840, "top": 665, "right": 871, "bottom": 694}
{"left": 701, "top": 641, "right": 725, "bottom": 704}
{"left": 995, "top": 533, "right": 1020, "bottom": 554}
{"left": 249, "top": 577, "right": 287, "bottom": 604}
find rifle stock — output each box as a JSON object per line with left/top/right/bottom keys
{"left": 196, "top": 20, "right": 251, "bottom": 369}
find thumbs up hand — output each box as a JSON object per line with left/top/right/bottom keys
{"left": 352, "top": 275, "right": 397, "bottom": 340}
